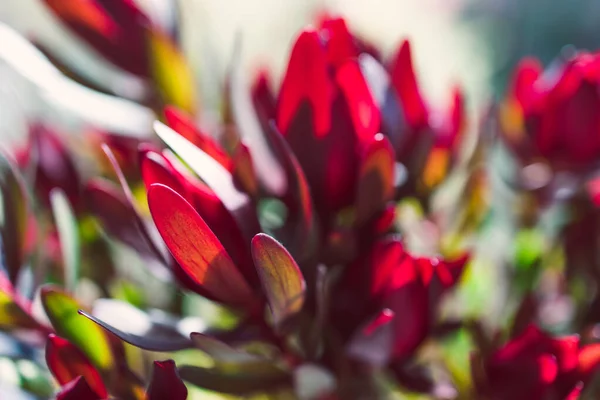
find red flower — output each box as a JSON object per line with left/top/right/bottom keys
{"left": 475, "top": 325, "right": 600, "bottom": 400}
{"left": 502, "top": 52, "right": 600, "bottom": 171}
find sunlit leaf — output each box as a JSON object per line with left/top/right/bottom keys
{"left": 40, "top": 286, "right": 113, "bottom": 372}
{"left": 153, "top": 121, "right": 259, "bottom": 242}
{"left": 147, "top": 184, "right": 257, "bottom": 310}
{"left": 251, "top": 234, "right": 305, "bottom": 327}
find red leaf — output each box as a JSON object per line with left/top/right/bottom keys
{"left": 264, "top": 123, "right": 316, "bottom": 260}
{"left": 232, "top": 143, "right": 259, "bottom": 198}
{"left": 277, "top": 29, "right": 334, "bottom": 138}
{"left": 164, "top": 106, "right": 232, "bottom": 171}
{"left": 140, "top": 149, "right": 190, "bottom": 200}
{"left": 146, "top": 360, "right": 188, "bottom": 400}
{"left": 355, "top": 134, "right": 395, "bottom": 224}
{"left": 46, "top": 335, "right": 108, "bottom": 398}
{"left": 56, "top": 376, "right": 102, "bottom": 400}
{"left": 154, "top": 121, "right": 260, "bottom": 243}
{"left": 510, "top": 57, "right": 543, "bottom": 108}
{"left": 335, "top": 60, "right": 380, "bottom": 144}
{"left": 252, "top": 70, "right": 277, "bottom": 124}
{"left": 42, "top": 0, "right": 149, "bottom": 76}
{"left": 147, "top": 184, "right": 257, "bottom": 309}
{"left": 30, "top": 124, "right": 81, "bottom": 207}
{"left": 390, "top": 40, "right": 428, "bottom": 130}
{"left": 141, "top": 149, "right": 258, "bottom": 288}
{"left": 320, "top": 17, "right": 359, "bottom": 68}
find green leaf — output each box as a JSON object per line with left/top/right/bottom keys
{"left": 50, "top": 189, "right": 80, "bottom": 293}
{"left": 40, "top": 286, "right": 113, "bottom": 371}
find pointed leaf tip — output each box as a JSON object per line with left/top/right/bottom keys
{"left": 45, "top": 334, "right": 107, "bottom": 398}
{"left": 251, "top": 233, "right": 306, "bottom": 326}
{"left": 277, "top": 29, "right": 333, "bottom": 138}
{"left": 56, "top": 376, "right": 101, "bottom": 400}
{"left": 147, "top": 183, "right": 255, "bottom": 308}
{"left": 147, "top": 359, "right": 188, "bottom": 400}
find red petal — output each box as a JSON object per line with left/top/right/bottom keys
{"left": 46, "top": 335, "right": 108, "bottom": 398}
{"left": 164, "top": 106, "right": 233, "bottom": 171}
{"left": 56, "top": 376, "right": 102, "bottom": 400}
{"left": 146, "top": 360, "right": 188, "bottom": 400}
{"left": 335, "top": 60, "right": 381, "bottom": 144}
{"left": 390, "top": 40, "right": 428, "bottom": 130}
{"left": 277, "top": 29, "right": 334, "bottom": 138}
{"left": 147, "top": 183, "right": 257, "bottom": 309}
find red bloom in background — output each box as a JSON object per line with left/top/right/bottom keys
{"left": 474, "top": 325, "right": 600, "bottom": 400}
{"left": 259, "top": 16, "right": 465, "bottom": 224}
{"left": 502, "top": 51, "right": 600, "bottom": 171}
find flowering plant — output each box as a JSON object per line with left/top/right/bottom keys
{"left": 1, "top": 1, "right": 600, "bottom": 399}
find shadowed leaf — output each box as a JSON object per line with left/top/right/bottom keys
{"left": 56, "top": 376, "right": 101, "bottom": 400}
{"left": 264, "top": 123, "right": 316, "bottom": 260}
{"left": 146, "top": 360, "right": 188, "bottom": 400}
{"left": 251, "top": 234, "right": 305, "bottom": 327}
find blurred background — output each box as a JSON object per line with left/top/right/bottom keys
{"left": 1, "top": 0, "right": 597, "bottom": 145}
